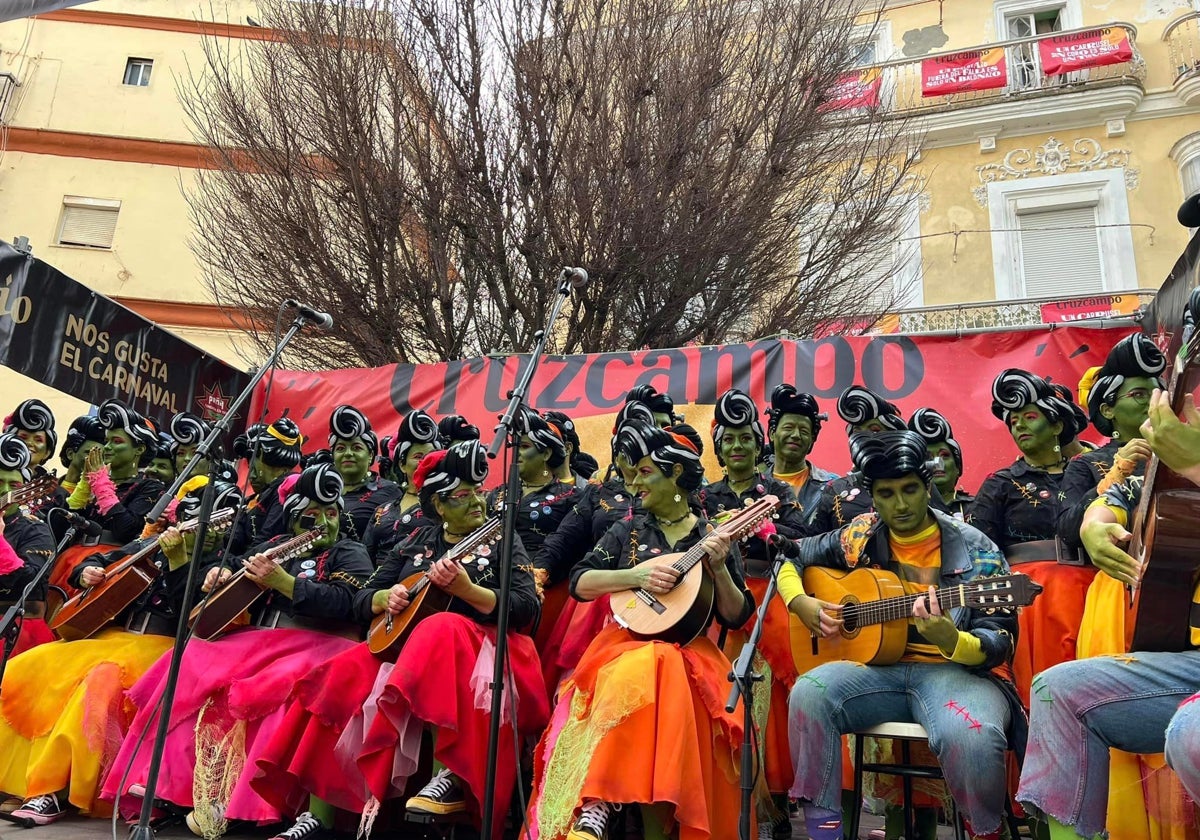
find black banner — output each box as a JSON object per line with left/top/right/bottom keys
{"left": 0, "top": 240, "right": 249, "bottom": 427}
{"left": 1143, "top": 229, "right": 1200, "bottom": 357}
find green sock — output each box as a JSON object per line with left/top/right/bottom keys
{"left": 884, "top": 804, "right": 904, "bottom": 840}
{"left": 1046, "top": 815, "right": 1102, "bottom": 840}
{"left": 307, "top": 796, "right": 334, "bottom": 829}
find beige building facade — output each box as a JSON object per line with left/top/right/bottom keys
{"left": 851, "top": 0, "right": 1200, "bottom": 317}
{"left": 0, "top": 0, "right": 262, "bottom": 436}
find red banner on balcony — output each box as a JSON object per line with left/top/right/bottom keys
{"left": 1038, "top": 27, "right": 1133, "bottom": 75}
{"left": 1039, "top": 293, "right": 1143, "bottom": 324}
{"left": 824, "top": 68, "right": 882, "bottom": 110}
{"left": 921, "top": 48, "right": 1007, "bottom": 96}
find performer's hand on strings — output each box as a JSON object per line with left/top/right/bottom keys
{"left": 789, "top": 594, "right": 843, "bottom": 639}
{"left": 699, "top": 523, "right": 732, "bottom": 576}
{"left": 203, "top": 567, "right": 232, "bottom": 593}
{"left": 913, "top": 585, "right": 959, "bottom": 651}
{"left": 372, "top": 583, "right": 410, "bottom": 615}
{"left": 631, "top": 562, "right": 679, "bottom": 595}
{"left": 244, "top": 552, "right": 291, "bottom": 592}
{"left": 80, "top": 565, "right": 107, "bottom": 587}
{"left": 429, "top": 556, "right": 468, "bottom": 596}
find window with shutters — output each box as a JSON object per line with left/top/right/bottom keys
{"left": 988, "top": 169, "right": 1136, "bottom": 299}
{"left": 1016, "top": 205, "right": 1104, "bottom": 298}
{"left": 56, "top": 196, "right": 121, "bottom": 249}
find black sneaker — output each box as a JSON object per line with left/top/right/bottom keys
{"left": 10, "top": 793, "right": 65, "bottom": 826}
{"left": 268, "top": 811, "right": 325, "bottom": 840}
{"left": 568, "top": 801, "right": 620, "bottom": 840}
{"left": 406, "top": 769, "right": 467, "bottom": 815}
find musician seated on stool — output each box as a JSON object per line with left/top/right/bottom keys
{"left": 1016, "top": 387, "right": 1200, "bottom": 836}
{"left": 528, "top": 419, "right": 754, "bottom": 840}
{"left": 782, "top": 430, "right": 1022, "bottom": 840}
{"left": 0, "top": 479, "right": 240, "bottom": 827}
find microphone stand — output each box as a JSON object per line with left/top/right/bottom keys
{"left": 480, "top": 269, "right": 580, "bottom": 839}
{"left": 128, "top": 309, "right": 318, "bottom": 840}
{"left": 726, "top": 543, "right": 784, "bottom": 840}
{"left": 0, "top": 516, "right": 79, "bottom": 693}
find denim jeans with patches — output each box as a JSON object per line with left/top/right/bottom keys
{"left": 1017, "top": 651, "right": 1200, "bottom": 838}
{"left": 788, "top": 661, "right": 1011, "bottom": 835}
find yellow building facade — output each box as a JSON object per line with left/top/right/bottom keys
{"left": 854, "top": 0, "right": 1200, "bottom": 318}
{"left": 0, "top": 0, "right": 262, "bottom": 435}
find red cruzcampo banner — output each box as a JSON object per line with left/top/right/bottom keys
{"left": 250, "top": 326, "right": 1134, "bottom": 494}
{"left": 1038, "top": 27, "right": 1133, "bottom": 76}
{"left": 921, "top": 48, "right": 1007, "bottom": 96}
{"left": 825, "top": 68, "right": 882, "bottom": 111}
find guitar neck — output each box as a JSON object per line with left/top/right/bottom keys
{"left": 665, "top": 499, "right": 779, "bottom": 577}
{"left": 849, "top": 584, "right": 973, "bottom": 628}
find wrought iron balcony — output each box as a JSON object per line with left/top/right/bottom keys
{"left": 835, "top": 23, "right": 1144, "bottom": 138}
{"left": 1164, "top": 12, "right": 1200, "bottom": 105}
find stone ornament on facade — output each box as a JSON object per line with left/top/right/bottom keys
{"left": 971, "top": 137, "right": 1140, "bottom": 206}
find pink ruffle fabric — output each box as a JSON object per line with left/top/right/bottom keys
{"left": 87, "top": 469, "right": 120, "bottom": 515}
{"left": 0, "top": 535, "right": 21, "bottom": 575}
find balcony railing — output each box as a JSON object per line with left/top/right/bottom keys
{"left": 1165, "top": 12, "right": 1200, "bottom": 91}
{"left": 891, "top": 289, "right": 1156, "bottom": 335}
{"left": 841, "top": 23, "right": 1143, "bottom": 119}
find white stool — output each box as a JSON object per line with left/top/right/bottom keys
{"left": 847, "top": 722, "right": 966, "bottom": 840}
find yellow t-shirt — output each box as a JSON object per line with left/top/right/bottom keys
{"left": 773, "top": 465, "right": 811, "bottom": 494}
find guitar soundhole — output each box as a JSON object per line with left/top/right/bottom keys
{"left": 841, "top": 598, "right": 860, "bottom": 636}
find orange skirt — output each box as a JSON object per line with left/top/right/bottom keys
{"left": 530, "top": 624, "right": 744, "bottom": 840}
{"left": 1010, "top": 560, "right": 1095, "bottom": 706}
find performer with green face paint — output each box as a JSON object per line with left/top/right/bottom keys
{"left": 104, "top": 463, "right": 371, "bottom": 837}
{"left": 230, "top": 417, "right": 305, "bottom": 551}
{"left": 968, "top": 370, "right": 1088, "bottom": 707}
{"left": 908, "top": 408, "right": 972, "bottom": 520}
{"left": 327, "top": 405, "right": 401, "bottom": 542}
{"left": 365, "top": 409, "right": 440, "bottom": 563}
{"left": 0, "top": 434, "right": 56, "bottom": 657}
{"left": 3, "top": 400, "right": 57, "bottom": 482}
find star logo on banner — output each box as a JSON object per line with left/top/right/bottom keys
{"left": 197, "top": 384, "right": 230, "bottom": 421}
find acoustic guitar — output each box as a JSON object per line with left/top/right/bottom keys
{"left": 188, "top": 526, "right": 324, "bottom": 641}
{"left": 49, "top": 509, "right": 236, "bottom": 641}
{"left": 789, "top": 566, "right": 1044, "bottom": 671}
{"left": 1129, "top": 286, "right": 1200, "bottom": 652}
{"left": 367, "top": 516, "right": 503, "bottom": 659}
{"left": 0, "top": 476, "right": 57, "bottom": 520}
{"left": 610, "top": 496, "right": 779, "bottom": 645}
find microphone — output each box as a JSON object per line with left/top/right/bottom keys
{"left": 53, "top": 509, "right": 103, "bottom": 538}
{"left": 560, "top": 267, "right": 589, "bottom": 290}
{"left": 284, "top": 299, "right": 334, "bottom": 330}
{"left": 1178, "top": 193, "right": 1200, "bottom": 228}
{"left": 769, "top": 533, "right": 803, "bottom": 561}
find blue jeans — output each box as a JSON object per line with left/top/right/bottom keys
{"left": 1165, "top": 688, "right": 1200, "bottom": 803}
{"left": 788, "top": 661, "right": 1011, "bottom": 834}
{"left": 1016, "top": 651, "right": 1200, "bottom": 838}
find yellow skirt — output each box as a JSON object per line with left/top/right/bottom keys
{"left": 1077, "top": 575, "right": 1199, "bottom": 840}
{"left": 0, "top": 627, "right": 172, "bottom": 813}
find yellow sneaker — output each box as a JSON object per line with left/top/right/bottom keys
{"left": 405, "top": 770, "right": 466, "bottom": 816}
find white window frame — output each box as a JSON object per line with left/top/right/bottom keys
{"left": 56, "top": 195, "right": 121, "bottom": 250}
{"left": 992, "top": 0, "right": 1082, "bottom": 37}
{"left": 123, "top": 58, "right": 154, "bottom": 87}
{"left": 849, "top": 20, "right": 893, "bottom": 66}
{"left": 988, "top": 169, "right": 1135, "bottom": 300}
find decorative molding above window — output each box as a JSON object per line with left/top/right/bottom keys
{"left": 972, "top": 137, "right": 1138, "bottom": 206}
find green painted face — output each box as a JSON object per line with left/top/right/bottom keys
{"left": 855, "top": 419, "right": 889, "bottom": 434}
{"left": 16, "top": 430, "right": 48, "bottom": 467}
{"left": 870, "top": 474, "right": 933, "bottom": 537}
{"left": 772, "top": 414, "right": 814, "bottom": 467}
{"left": 174, "top": 443, "right": 211, "bottom": 480}
{"left": 719, "top": 425, "right": 758, "bottom": 480}
{"left": 1007, "top": 405, "right": 1061, "bottom": 458}
{"left": 628, "top": 454, "right": 683, "bottom": 517}
{"left": 249, "top": 461, "right": 287, "bottom": 494}
{"left": 296, "top": 502, "right": 341, "bottom": 549}
{"left": 401, "top": 442, "right": 435, "bottom": 487}
{"left": 144, "top": 457, "right": 176, "bottom": 484}
{"left": 0, "top": 469, "right": 23, "bottom": 516}
{"left": 103, "top": 429, "right": 144, "bottom": 476}
{"left": 926, "top": 442, "right": 961, "bottom": 498}
{"left": 1103, "top": 375, "right": 1155, "bottom": 441}
{"left": 517, "top": 435, "right": 550, "bottom": 484}
{"left": 652, "top": 411, "right": 674, "bottom": 428}
{"left": 435, "top": 483, "right": 487, "bottom": 535}
{"left": 615, "top": 453, "right": 638, "bottom": 486}
{"left": 332, "top": 438, "right": 373, "bottom": 487}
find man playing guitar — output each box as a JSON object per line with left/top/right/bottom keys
{"left": 782, "top": 430, "right": 1023, "bottom": 840}
{"left": 1017, "top": 387, "right": 1200, "bottom": 836}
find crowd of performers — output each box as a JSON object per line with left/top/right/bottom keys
{"left": 0, "top": 332, "right": 1198, "bottom": 840}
